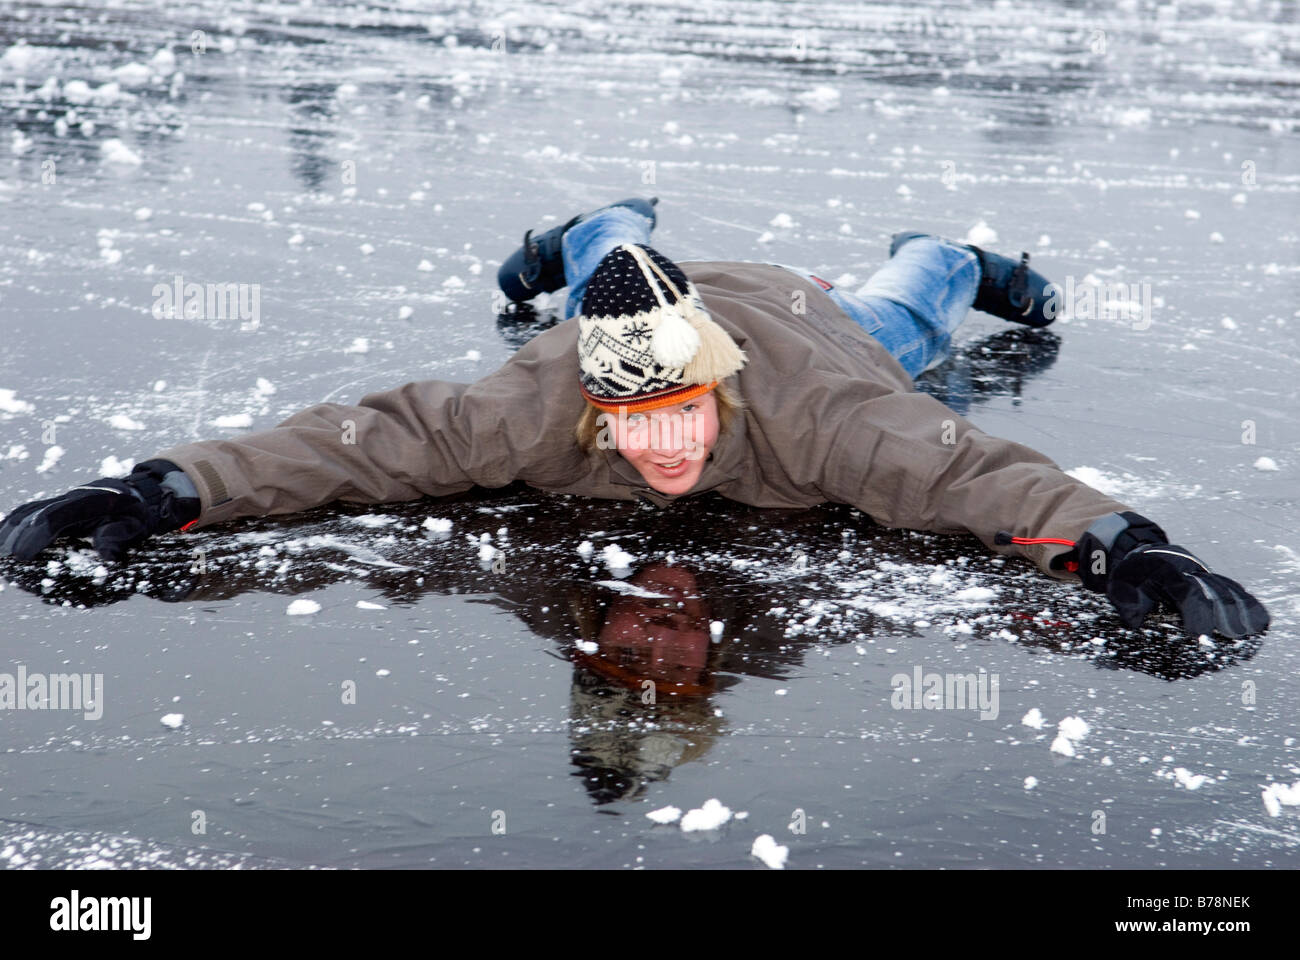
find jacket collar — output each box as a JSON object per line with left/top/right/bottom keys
{"left": 602, "top": 415, "right": 748, "bottom": 507}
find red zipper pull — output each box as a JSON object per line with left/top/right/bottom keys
{"left": 994, "top": 530, "right": 1079, "bottom": 572}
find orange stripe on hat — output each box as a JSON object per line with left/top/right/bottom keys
{"left": 581, "top": 381, "right": 717, "bottom": 414}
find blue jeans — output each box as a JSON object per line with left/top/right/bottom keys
{"left": 560, "top": 206, "right": 981, "bottom": 378}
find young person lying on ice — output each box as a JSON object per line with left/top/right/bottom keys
{"left": 0, "top": 197, "right": 1270, "bottom": 641}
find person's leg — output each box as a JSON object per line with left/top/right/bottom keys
{"left": 562, "top": 206, "right": 656, "bottom": 321}
{"left": 777, "top": 237, "right": 980, "bottom": 378}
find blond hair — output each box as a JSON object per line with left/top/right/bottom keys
{"left": 574, "top": 378, "right": 744, "bottom": 456}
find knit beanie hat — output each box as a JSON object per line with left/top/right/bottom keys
{"left": 576, "top": 243, "right": 747, "bottom": 413}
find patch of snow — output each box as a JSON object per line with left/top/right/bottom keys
{"left": 646, "top": 806, "right": 682, "bottom": 825}
{"left": 111, "top": 62, "right": 152, "bottom": 87}
{"left": 602, "top": 542, "right": 635, "bottom": 572}
{"left": 1173, "top": 767, "right": 1211, "bottom": 790}
{"left": 99, "top": 456, "right": 135, "bottom": 478}
{"left": 211, "top": 413, "right": 252, "bottom": 428}
{"left": 794, "top": 85, "right": 840, "bottom": 112}
{"left": 35, "top": 446, "right": 64, "bottom": 473}
{"left": 100, "top": 138, "right": 141, "bottom": 166}
{"left": 751, "top": 834, "right": 789, "bottom": 869}
{"left": 0, "top": 389, "right": 35, "bottom": 414}
{"left": 595, "top": 580, "right": 669, "bottom": 598}
{"left": 106, "top": 413, "right": 145, "bottom": 430}
{"left": 1058, "top": 716, "right": 1090, "bottom": 741}
{"left": 680, "top": 798, "right": 732, "bottom": 832}
{"left": 1261, "top": 780, "right": 1300, "bottom": 817}
{"left": 351, "top": 515, "right": 396, "bottom": 528}
{"left": 964, "top": 220, "right": 998, "bottom": 246}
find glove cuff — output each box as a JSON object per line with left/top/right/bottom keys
{"left": 1075, "top": 510, "right": 1169, "bottom": 592}
{"left": 124, "top": 460, "right": 201, "bottom": 534}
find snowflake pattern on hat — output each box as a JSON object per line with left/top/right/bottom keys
{"left": 576, "top": 243, "right": 746, "bottom": 409}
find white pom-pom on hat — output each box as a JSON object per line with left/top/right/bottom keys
{"left": 651, "top": 304, "right": 701, "bottom": 367}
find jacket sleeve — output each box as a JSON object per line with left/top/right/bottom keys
{"left": 148, "top": 356, "right": 589, "bottom": 532}
{"left": 805, "top": 372, "right": 1135, "bottom": 580}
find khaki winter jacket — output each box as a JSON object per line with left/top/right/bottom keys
{"left": 153, "top": 261, "right": 1132, "bottom": 581}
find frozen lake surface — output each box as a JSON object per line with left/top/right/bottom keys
{"left": 1, "top": 0, "right": 1298, "bottom": 868}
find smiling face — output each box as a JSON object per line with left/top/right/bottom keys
{"left": 611, "top": 390, "right": 720, "bottom": 496}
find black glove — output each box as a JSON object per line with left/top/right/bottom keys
{"left": 1051, "top": 511, "right": 1270, "bottom": 640}
{"left": 0, "top": 459, "right": 200, "bottom": 563}
{"left": 1106, "top": 543, "right": 1270, "bottom": 640}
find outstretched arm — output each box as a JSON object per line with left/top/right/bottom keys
{"left": 154, "top": 379, "right": 492, "bottom": 530}
{"left": 2, "top": 323, "right": 592, "bottom": 559}
{"left": 792, "top": 372, "right": 1268, "bottom": 638}
{"left": 794, "top": 372, "right": 1128, "bottom": 576}
{"left": 154, "top": 359, "right": 590, "bottom": 531}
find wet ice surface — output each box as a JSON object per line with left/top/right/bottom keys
{"left": 1, "top": 0, "right": 1298, "bottom": 868}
